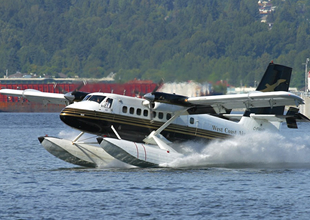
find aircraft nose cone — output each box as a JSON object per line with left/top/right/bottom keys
{"left": 143, "top": 93, "right": 155, "bottom": 102}
{"left": 59, "top": 107, "right": 72, "bottom": 127}
{"left": 60, "top": 108, "right": 74, "bottom": 124}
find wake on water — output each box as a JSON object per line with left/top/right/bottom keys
{"left": 57, "top": 129, "right": 310, "bottom": 169}
{"left": 166, "top": 131, "right": 310, "bottom": 168}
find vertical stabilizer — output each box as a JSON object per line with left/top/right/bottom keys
{"left": 244, "top": 62, "right": 292, "bottom": 115}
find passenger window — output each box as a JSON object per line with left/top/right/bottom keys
{"left": 143, "top": 109, "right": 148, "bottom": 117}
{"left": 159, "top": 112, "right": 163, "bottom": 119}
{"left": 153, "top": 111, "right": 156, "bottom": 118}
{"left": 190, "top": 117, "right": 194, "bottom": 124}
{"left": 122, "top": 106, "right": 127, "bottom": 113}
{"left": 136, "top": 108, "right": 141, "bottom": 115}
{"left": 130, "top": 107, "right": 134, "bottom": 114}
{"left": 167, "top": 113, "right": 172, "bottom": 120}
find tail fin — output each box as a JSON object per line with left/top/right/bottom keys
{"left": 256, "top": 62, "right": 291, "bottom": 92}
{"left": 244, "top": 62, "right": 292, "bottom": 115}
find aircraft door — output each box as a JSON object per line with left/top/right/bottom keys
{"left": 189, "top": 116, "right": 199, "bottom": 135}
{"left": 195, "top": 120, "right": 199, "bottom": 135}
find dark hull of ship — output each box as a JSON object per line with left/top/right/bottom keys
{"left": 0, "top": 102, "right": 64, "bottom": 112}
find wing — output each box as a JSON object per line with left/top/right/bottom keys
{"left": 187, "top": 91, "right": 304, "bottom": 110}
{"left": 0, "top": 89, "right": 68, "bottom": 105}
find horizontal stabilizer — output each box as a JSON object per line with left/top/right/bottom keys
{"left": 222, "top": 114, "right": 243, "bottom": 121}
{"left": 249, "top": 114, "right": 287, "bottom": 122}
{"left": 249, "top": 113, "right": 309, "bottom": 121}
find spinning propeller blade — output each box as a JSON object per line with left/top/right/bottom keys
{"left": 72, "top": 81, "right": 86, "bottom": 95}
{"left": 152, "top": 78, "right": 164, "bottom": 94}
{"left": 56, "top": 81, "right": 88, "bottom": 104}
{"left": 143, "top": 79, "right": 164, "bottom": 120}
{"left": 54, "top": 83, "right": 67, "bottom": 94}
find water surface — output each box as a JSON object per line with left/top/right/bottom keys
{"left": 1, "top": 113, "right": 310, "bottom": 219}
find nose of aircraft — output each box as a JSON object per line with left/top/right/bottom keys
{"left": 59, "top": 106, "right": 76, "bottom": 128}
{"left": 59, "top": 105, "right": 105, "bottom": 134}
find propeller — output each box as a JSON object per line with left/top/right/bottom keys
{"left": 143, "top": 79, "right": 164, "bottom": 120}
{"left": 132, "top": 89, "right": 145, "bottom": 98}
{"left": 55, "top": 81, "right": 88, "bottom": 104}
{"left": 54, "top": 83, "right": 66, "bottom": 94}
{"left": 153, "top": 78, "right": 164, "bottom": 94}
{"left": 143, "top": 79, "right": 163, "bottom": 100}
{"left": 143, "top": 79, "right": 190, "bottom": 107}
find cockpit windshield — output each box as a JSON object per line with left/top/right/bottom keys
{"left": 82, "top": 95, "right": 106, "bottom": 103}
{"left": 82, "top": 95, "right": 91, "bottom": 101}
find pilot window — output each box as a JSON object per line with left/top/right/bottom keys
{"left": 129, "top": 107, "right": 134, "bottom": 114}
{"left": 88, "top": 95, "right": 106, "bottom": 103}
{"left": 143, "top": 109, "right": 148, "bottom": 117}
{"left": 153, "top": 111, "right": 156, "bottom": 118}
{"left": 122, "top": 106, "right": 127, "bottom": 113}
{"left": 103, "top": 98, "right": 113, "bottom": 108}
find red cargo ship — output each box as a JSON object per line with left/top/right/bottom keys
{"left": 0, "top": 78, "right": 156, "bottom": 112}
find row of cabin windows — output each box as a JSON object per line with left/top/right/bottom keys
{"left": 122, "top": 106, "right": 172, "bottom": 120}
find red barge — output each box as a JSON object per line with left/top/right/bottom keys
{"left": 0, "top": 77, "right": 156, "bottom": 112}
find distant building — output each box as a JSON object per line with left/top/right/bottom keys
{"left": 258, "top": 0, "right": 276, "bottom": 25}
{"left": 227, "top": 87, "right": 256, "bottom": 94}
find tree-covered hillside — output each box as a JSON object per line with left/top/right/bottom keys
{"left": 1, "top": 0, "right": 310, "bottom": 88}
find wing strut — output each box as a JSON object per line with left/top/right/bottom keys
{"left": 143, "top": 108, "right": 188, "bottom": 145}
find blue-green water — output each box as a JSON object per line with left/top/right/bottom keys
{"left": 1, "top": 113, "right": 310, "bottom": 219}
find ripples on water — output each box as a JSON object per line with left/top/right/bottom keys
{"left": 1, "top": 113, "right": 310, "bottom": 219}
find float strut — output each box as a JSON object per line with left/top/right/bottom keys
{"left": 72, "top": 132, "right": 85, "bottom": 143}
{"left": 111, "top": 125, "right": 122, "bottom": 140}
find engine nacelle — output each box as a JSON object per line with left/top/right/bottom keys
{"left": 142, "top": 100, "right": 151, "bottom": 108}
{"left": 142, "top": 100, "right": 186, "bottom": 112}
{"left": 144, "top": 92, "right": 190, "bottom": 107}
{"left": 153, "top": 102, "right": 186, "bottom": 112}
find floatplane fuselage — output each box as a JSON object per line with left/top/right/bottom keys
{"left": 60, "top": 93, "right": 238, "bottom": 142}
{"left": 59, "top": 92, "right": 299, "bottom": 143}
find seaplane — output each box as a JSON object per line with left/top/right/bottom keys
{"left": 0, "top": 62, "right": 308, "bottom": 168}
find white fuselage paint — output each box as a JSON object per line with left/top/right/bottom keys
{"left": 63, "top": 92, "right": 294, "bottom": 140}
